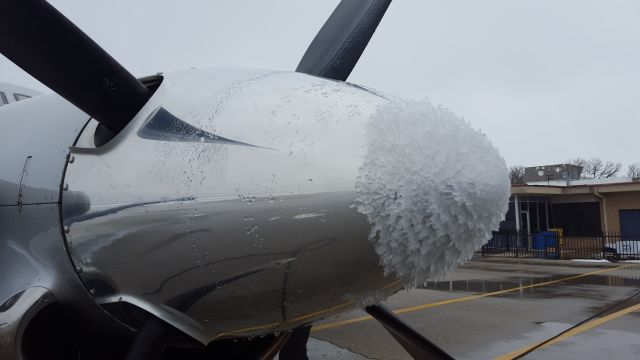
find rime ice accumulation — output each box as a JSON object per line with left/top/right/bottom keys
{"left": 354, "top": 99, "right": 510, "bottom": 287}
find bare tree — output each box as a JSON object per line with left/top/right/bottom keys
{"left": 578, "top": 158, "right": 621, "bottom": 178}
{"left": 568, "top": 157, "right": 588, "bottom": 169}
{"left": 627, "top": 163, "right": 640, "bottom": 179}
{"left": 599, "top": 161, "right": 621, "bottom": 178}
{"left": 509, "top": 165, "right": 525, "bottom": 184}
{"left": 585, "top": 158, "right": 603, "bottom": 178}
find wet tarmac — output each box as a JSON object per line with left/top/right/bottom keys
{"left": 309, "top": 258, "right": 640, "bottom": 360}
{"left": 307, "top": 338, "right": 370, "bottom": 359}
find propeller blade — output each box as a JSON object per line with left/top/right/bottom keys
{"left": 0, "top": 0, "right": 151, "bottom": 134}
{"left": 365, "top": 304, "right": 455, "bottom": 360}
{"left": 296, "top": 0, "right": 392, "bottom": 81}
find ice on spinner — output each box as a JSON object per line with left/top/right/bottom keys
{"left": 354, "top": 99, "right": 510, "bottom": 287}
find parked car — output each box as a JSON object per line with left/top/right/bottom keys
{"left": 604, "top": 239, "right": 640, "bottom": 260}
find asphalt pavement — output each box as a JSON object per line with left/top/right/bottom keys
{"left": 307, "top": 257, "right": 640, "bottom": 360}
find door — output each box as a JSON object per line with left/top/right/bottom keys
{"left": 620, "top": 210, "right": 640, "bottom": 236}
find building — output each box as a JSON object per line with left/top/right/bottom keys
{"left": 501, "top": 175, "right": 640, "bottom": 236}
{"left": 487, "top": 164, "right": 640, "bottom": 259}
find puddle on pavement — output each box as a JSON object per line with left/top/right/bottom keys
{"left": 525, "top": 327, "right": 640, "bottom": 360}
{"left": 471, "top": 321, "right": 640, "bottom": 360}
{"left": 419, "top": 273, "right": 640, "bottom": 299}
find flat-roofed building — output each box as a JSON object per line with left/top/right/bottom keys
{"left": 503, "top": 177, "right": 640, "bottom": 236}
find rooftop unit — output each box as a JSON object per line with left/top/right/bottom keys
{"left": 523, "top": 164, "right": 582, "bottom": 183}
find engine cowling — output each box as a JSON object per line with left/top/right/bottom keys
{"left": 62, "top": 68, "right": 398, "bottom": 344}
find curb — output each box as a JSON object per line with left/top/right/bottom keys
{"left": 469, "top": 255, "right": 626, "bottom": 268}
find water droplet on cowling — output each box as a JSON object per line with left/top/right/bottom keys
{"left": 307, "top": 178, "right": 313, "bottom": 183}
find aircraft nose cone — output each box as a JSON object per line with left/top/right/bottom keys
{"left": 354, "top": 99, "right": 511, "bottom": 287}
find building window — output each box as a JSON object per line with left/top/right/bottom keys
{"left": 13, "top": 93, "right": 31, "bottom": 101}
{"left": 0, "top": 91, "right": 8, "bottom": 105}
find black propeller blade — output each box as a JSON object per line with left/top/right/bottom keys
{"left": 366, "top": 304, "right": 455, "bottom": 360}
{"left": 296, "top": 0, "right": 392, "bottom": 81}
{"left": 0, "top": 0, "right": 151, "bottom": 134}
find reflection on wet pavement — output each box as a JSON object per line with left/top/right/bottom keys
{"left": 420, "top": 274, "right": 640, "bottom": 299}
{"left": 474, "top": 322, "right": 570, "bottom": 359}
{"left": 525, "top": 325, "right": 640, "bottom": 360}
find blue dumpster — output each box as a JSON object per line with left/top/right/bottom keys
{"left": 533, "top": 231, "right": 557, "bottom": 250}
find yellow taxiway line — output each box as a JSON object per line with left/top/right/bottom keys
{"left": 312, "top": 264, "right": 635, "bottom": 332}
{"left": 495, "top": 301, "right": 640, "bottom": 360}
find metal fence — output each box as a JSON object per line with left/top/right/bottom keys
{"left": 481, "top": 231, "right": 640, "bottom": 260}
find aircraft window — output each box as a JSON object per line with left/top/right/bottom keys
{"left": 14, "top": 93, "right": 31, "bottom": 101}
{"left": 0, "top": 91, "right": 8, "bottom": 105}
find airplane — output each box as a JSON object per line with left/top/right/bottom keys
{"left": 0, "top": 0, "right": 509, "bottom": 359}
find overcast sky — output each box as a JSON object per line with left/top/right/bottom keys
{"left": 2, "top": 0, "right": 639, "bottom": 169}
